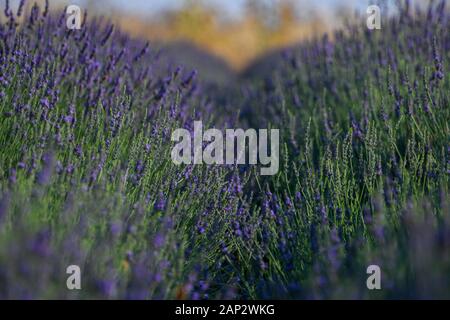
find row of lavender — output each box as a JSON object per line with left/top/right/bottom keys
{"left": 0, "top": 1, "right": 247, "bottom": 299}
{"left": 235, "top": 1, "right": 449, "bottom": 298}
{"left": 0, "top": 1, "right": 449, "bottom": 299}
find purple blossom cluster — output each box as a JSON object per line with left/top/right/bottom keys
{"left": 0, "top": 0, "right": 449, "bottom": 299}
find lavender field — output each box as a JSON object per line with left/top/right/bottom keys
{"left": 0, "top": 0, "right": 449, "bottom": 299}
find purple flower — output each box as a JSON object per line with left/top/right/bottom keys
{"left": 153, "top": 233, "right": 165, "bottom": 248}
{"left": 74, "top": 145, "right": 82, "bottom": 157}
{"left": 101, "top": 24, "right": 114, "bottom": 46}
{"left": 133, "top": 42, "right": 149, "bottom": 62}
{"left": 17, "top": 0, "right": 25, "bottom": 17}
{"left": 135, "top": 160, "right": 144, "bottom": 174}
{"left": 36, "top": 152, "right": 54, "bottom": 186}
{"left": 109, "top": 222, "right": 121, "bottom": 237}
{"left": 30, "top": 230, "right": 51, "bottom": 257}
{"left": 96, "top": 280, "right": 116, "bottom": 297}
{"left": 4, "top": 0, "right": 10, "bottom": 17}
{"left": 66, "top": 164, "right": 75, "bottom": 175}
{"left": 154, "top": 193, "right": 166, "bottom": 211}
{"left": 40, "top": 98, "right": 50, "bottom": 109}
{"left": 9, "top": 168, "right": 17, "bottom": 185}
{"left": 64, "top": 115, "right": 74, "bottom": 125}
{"left": 182, "top": 70, "right": 197, "bottom": 88}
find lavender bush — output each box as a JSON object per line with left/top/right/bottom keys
{"left": 0, "top": 0, "right": 248, "bottom": 299}
{"left": 0, "top": 1, "right": 448, "bottom": 299}
{"left": 236, "top": 1, "right": 449, "bottom": 299}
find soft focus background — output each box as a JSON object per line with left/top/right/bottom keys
{"left": 4, "top": 0, "right": 428, "bottom": 86}
{"left": 5, "top": 0, "right": 395, "bottom": 71}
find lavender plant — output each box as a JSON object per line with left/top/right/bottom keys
{"left": 0, "top": 0, "right": 448, "bottom": 299}
{"left": 235, "top": 0, "right": 449, "bottom": 299}
{"left": 0, "top": 1, "right": 247, "bottom": 299}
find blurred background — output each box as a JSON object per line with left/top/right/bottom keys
{"left": 4, "top": 0, "right": 424, "bottom": 84}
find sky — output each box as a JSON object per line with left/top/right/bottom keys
{"left": 6, "top": 0, "right": 368, "bottom": 19}
{"left": 3, "top": 0, "right": 400, "bottom": 21}
{"left": 105, "top": 0, "right": 344, "bottom": 15}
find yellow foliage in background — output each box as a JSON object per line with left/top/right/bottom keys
{"left": 112, "top": 0, "right": 331, "bottom": 70}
